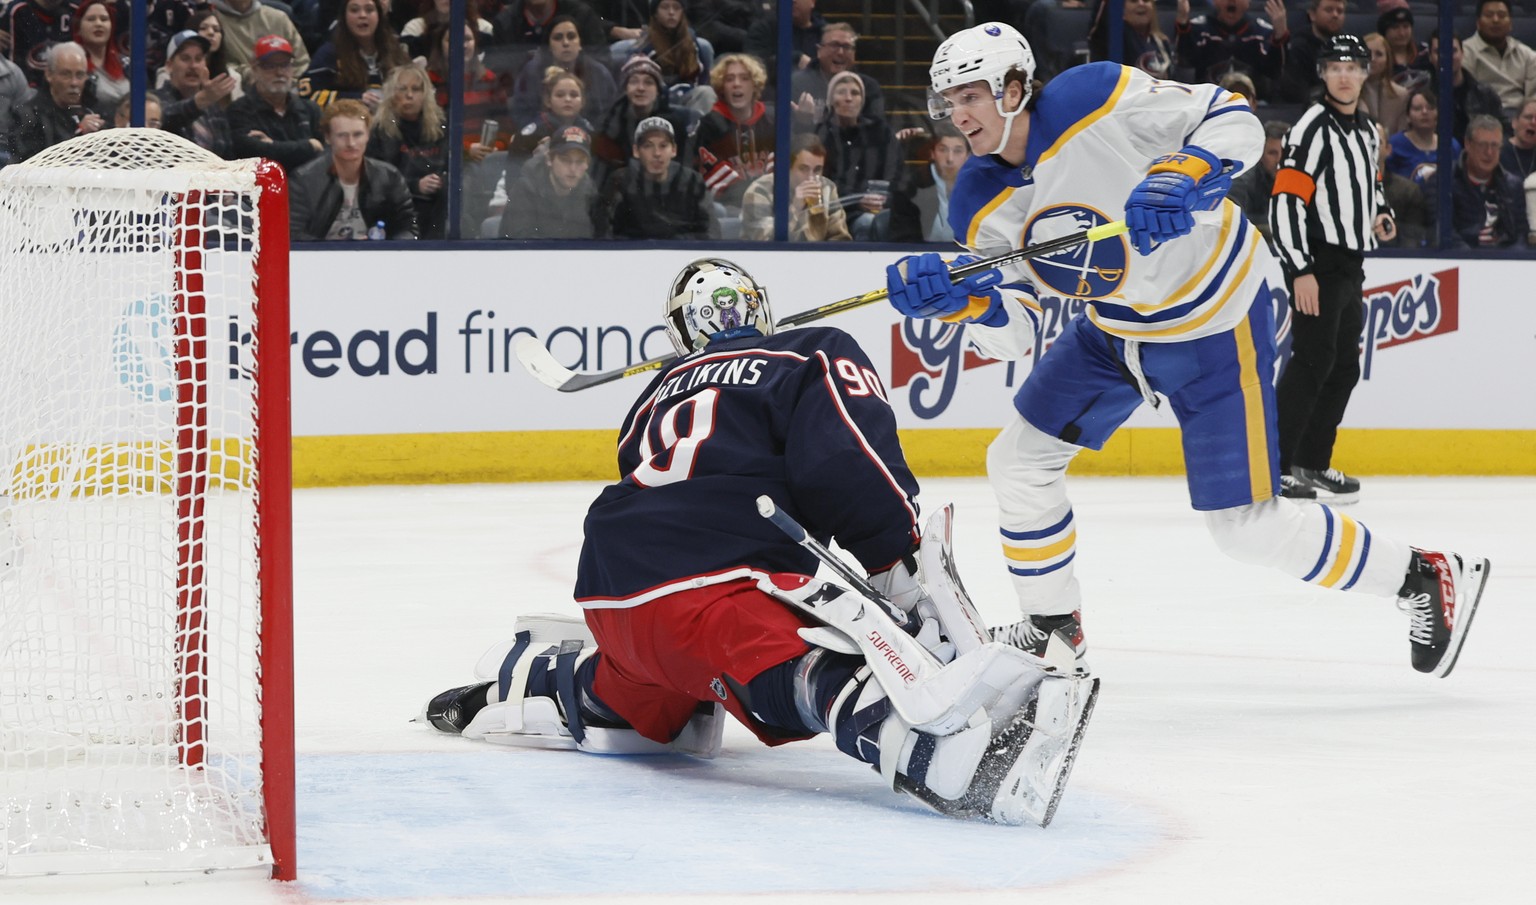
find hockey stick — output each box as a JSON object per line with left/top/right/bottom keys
{"left": 513, "top": 220, "right": 1129, "bottom": 392}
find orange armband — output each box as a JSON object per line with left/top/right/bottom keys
{"left": 1272, "top": 167, "right": 1317, "bottom": 204}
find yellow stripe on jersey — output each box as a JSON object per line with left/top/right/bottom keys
{"left": 1233, "top": 314, "right": 1273, "bottom": 503}
{"left": 965, "top": 186, "right": 1017, "bottom": 250}
{"left": 1086, "top": 227, "right": 1258, "bottom": 339}
{"left": 1002, "top": 529, "right": 1078, "bottom": 562}
{"left": 1122, "top": 202, "right": 1236, "bottom": 315}
{"left": 1319, "top": 516, "right": 1360, "bottom": 589}
{"left": 1037, "top": 66, "right": 1133, "bottom": 167}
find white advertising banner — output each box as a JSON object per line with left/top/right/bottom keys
{"left": 289, "top": 249, "right": 1536, "bottom": 436}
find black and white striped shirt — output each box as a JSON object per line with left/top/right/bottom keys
{"left": 1269, "top": 103, "right": 1390, "bottom": 275}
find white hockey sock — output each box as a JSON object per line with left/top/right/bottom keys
{"left": 1205, "top": 498, "right": 1411, "bottom": 596}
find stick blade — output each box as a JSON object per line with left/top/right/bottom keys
{"left": 513, "top": 335, "right": 577, "bottom": 390}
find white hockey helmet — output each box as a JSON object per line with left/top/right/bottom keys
{"left": 664, "top": 258, "right": 773, "bottom": 356}
{"left": 928, "top": 22, "right": 1035, "bottom": 121}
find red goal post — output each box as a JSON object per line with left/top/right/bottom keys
{"left": 0, "top": 129, "right": 294, "bottom": 880}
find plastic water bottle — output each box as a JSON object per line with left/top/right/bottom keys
{"left": 367, "top": 220, "right": 386, "bottom": 241}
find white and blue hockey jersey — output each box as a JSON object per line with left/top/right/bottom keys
{"left": 574, "top": 327, "right": 921, "bottom": 608}
{"left": 949, "top": 62, "right": 1270, "bottom": 357}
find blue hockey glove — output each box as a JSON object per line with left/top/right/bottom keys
{"left": 1124, "top": 145, "right": 1234, "bottom": 255}
{"left": 886, "top": 253, "right": 1006, "bottom": 324}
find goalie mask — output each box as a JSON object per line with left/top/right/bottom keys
{"left": 927, "top": 22, "right": 1034, "bottom": 154}
{"left": 664, "top": 258, "right": 774, "bottom": 356}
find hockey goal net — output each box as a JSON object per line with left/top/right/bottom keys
{"left": 0, "top": 130, "right": 293, "bottom": 879}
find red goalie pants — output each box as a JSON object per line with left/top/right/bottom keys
{"left": 583, "top": 578, "right": 814, "bottom": 747}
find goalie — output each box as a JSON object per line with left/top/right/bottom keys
{"left": 420, "top": 258, "right": 1098, "bottom": 826}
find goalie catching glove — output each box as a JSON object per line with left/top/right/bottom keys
{"left": 1123, "top": 145, "right": 1234, "bottom": 255}
{"left": 886, "top": 253, "right": 1008, "bottom": 327}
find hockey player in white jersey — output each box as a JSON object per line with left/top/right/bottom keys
{"left": 885, "top": 22, "right": 1489, "bottom": 678}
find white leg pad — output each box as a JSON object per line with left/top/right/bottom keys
{"left": 917, "top": 503, "right": 994, "bottom": 656}
{"left": 759, "top": 572, "right": 1052, "bottom": 736}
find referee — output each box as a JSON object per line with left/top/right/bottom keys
{"left": 1269, "top": 34, "right": 1396, "bottom": 504}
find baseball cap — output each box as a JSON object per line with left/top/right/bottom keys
{"left": 549, "top": 126, "right": 592, "bottom": 158}
{"left": 254, "top": 34, "right": 295, "bottom": 61}
{"left": 166, "top": 29, "right": 211, "bottom": 60}
{"left": 633, "top": 116, "right": 674, "bottom": 144}
{"left": 1377, "top": 7, "right": 1413, "bottom": 32}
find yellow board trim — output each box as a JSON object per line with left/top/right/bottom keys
{"left": 283, "top": 428, "right": 1536, "bottom": 487}
{"left": 1319, "top": 515, "right": 1359, "bottom": 589}
{"left": 1002, "top": 529, "right": 1078, "bottom": 562}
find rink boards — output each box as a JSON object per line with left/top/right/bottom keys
{"left": 285, "top": 249, "right": 1536, "bottom": 484}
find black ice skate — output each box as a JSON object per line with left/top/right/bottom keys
{"left": 993, "top": 612, "right": 1088, "bottom": 675}
{"left": 1279, "top": 474, "right": 1317, "bottom": 500}
{"left": 420, "top": 681, "right": 494, "bottom": 734}
{"left": 1291, "top": 466, "right": 1359, "bottom": 504}
{"left": 1397, "top": 549, "right": 1490, "bottom": 678}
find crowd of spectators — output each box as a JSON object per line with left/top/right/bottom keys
{"left": 0, "top": 0, "right": 1533, "bottom": 249}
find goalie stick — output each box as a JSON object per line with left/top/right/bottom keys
{"left": 754, "top": 494, "right": 907, "bottom": 627}
{"left": 514, "top": 220, "right": 1129, "bottom": 392}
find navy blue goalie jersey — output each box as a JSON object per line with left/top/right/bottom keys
{"left": 574, "top": 327, "right": 921, "bottom": 607}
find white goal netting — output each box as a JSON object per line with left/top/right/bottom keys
{"left": 0, "top": 130, "right": 290, "bottom": 877}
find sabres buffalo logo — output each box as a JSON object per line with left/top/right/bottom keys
{"left": 1022, "top": 205, "right": 1129, "bottom": 299}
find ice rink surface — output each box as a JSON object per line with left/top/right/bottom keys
{"left": 7, "top": 476, "right": 1534, "bottom": 904}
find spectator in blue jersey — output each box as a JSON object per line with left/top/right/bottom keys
{"left": 420, "top": 257, "right": 1098, "bottom": 828}
{"left": 1088, "top": 0, "right": 1173, "bottom": 80}
{"left": 1424, "top": 113, "right": 1529, "bottom": 248}
{"left": 1386, "top": 87, "right": 1458, "bottom": 184}
{"left": 595, "top": 114, "right": 714, "bottom": 240}
{"left": 1174, "top": 0, "right": 1290, "bottom": 102}
{"left": 1376, "top": 122, "right": 1426, "bottom": 249}
{"left": 0, "top": 0, "right": 75, "bottom": 88}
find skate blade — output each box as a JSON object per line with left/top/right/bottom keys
{"left": 1037, "top": 676, "right": 1100, "bottom": 827}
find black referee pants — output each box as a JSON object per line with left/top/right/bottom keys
{"left": 1276, "top": 244, "right": 1365, "bottom": 473}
